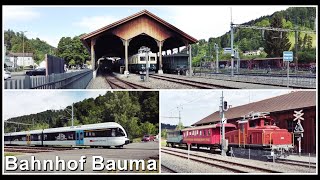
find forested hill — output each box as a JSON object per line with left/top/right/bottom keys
{"left": 4, "top": 29, "right": 57, "bottom": 65}
{"left": 5, "top": 91, "right": 159, "bottom": 139}
{"left": 191, "top": 7, "right": 316, "bottom": 65}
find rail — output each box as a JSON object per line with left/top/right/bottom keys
{"left": 4, "top": 69, "right": 93, "bottom": 89}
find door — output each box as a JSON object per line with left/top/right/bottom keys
{"left": 27, "top": 134, "right": 31, "bottom": 145}
{"left": 76, "top": 130, "right": 84, "bottom": 146}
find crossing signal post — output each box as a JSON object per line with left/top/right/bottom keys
{"left": 293, "top": 109, "right": 304, "bottom": 156}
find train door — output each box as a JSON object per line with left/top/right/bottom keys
{"left": 27, "top": 134, "right": 31, "bottom": 145}
{"left": 76, "top": 130, "right": 84, "bottom": 146}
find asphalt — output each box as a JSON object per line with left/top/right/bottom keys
{"left": 4, "top": 141, "right": 159, "bottom": 174}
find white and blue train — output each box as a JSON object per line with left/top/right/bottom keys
{"left": 4, "top": 122, "right": 130, "bottom": 148}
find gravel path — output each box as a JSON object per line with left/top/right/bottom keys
{"left": 162, "top": 147, "right": 316, "bottom": 173}
{"left": 161, "top": 153, "right": 232, "bottom": 174}
{"left": 86, "top": 75, "right": 111, "bottom": 89}
{"left": 115, "top": 73, "right": 197, "bottom": 89}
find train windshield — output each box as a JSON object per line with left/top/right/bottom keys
{"left": 150, "top": 57, "right": 156, "bottom": 61}
{"left": 140, "top": 57, "right": 146, "bottom": 61}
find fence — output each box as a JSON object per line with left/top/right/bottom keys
{"left": 4, "top": 69, "right": 93, "bottom": 89}
{"left": 193, "top": 72, "right": 316, "bottom": 89}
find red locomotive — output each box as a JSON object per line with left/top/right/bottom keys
{"left": 225, "top": 112, "right": 293, "bottom": 158}
{"left": 167, "top": 112, "right": 293, "bottom": 159}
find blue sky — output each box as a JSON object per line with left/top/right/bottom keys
{"left": 161, "top": 90, "right": 294, "bottom": 126}
{"left": 3, "top": 90, "right": 107, "bottom": 120}
{"left": 3, "top": 5, "right": 292, "bottom": 48}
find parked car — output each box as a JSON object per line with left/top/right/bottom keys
{"left": 4, "top": 69, "right": 11, "bottom": 80}
{"left": 142, "top": 135, "right": 155, "bottom": 142}
{"left": 26, "top": 68, "right": 46, "bottom": 76}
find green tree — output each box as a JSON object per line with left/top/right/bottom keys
{"left": 306, "top": 35, "right": 313, "bottom": 50}
{"left": 264, "top": 14, "right": 291, "bottom": 57}
{"left": 175, "top": 121, "right": 184, "bottom": 130}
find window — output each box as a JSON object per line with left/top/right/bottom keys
{"left": 200, "top": 130, "right": 202, "bottom": 136}
{"left": 203, "top": 130, "right": 206, "bottom": 136}
{"left": 208, "top": 129, "right": 211, "bottom": 135}
{"left": 140, "top": 57, "right": 146, "bottom": 61}
{"left": 150, "top": 57, "right": 156, "bottom": 61}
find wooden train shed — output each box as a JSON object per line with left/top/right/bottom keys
{"left": 193, "top": 91, "right": 316, "bottom": 154}
{"left": 80, "top": 10, "right": 197, "bottom": 76}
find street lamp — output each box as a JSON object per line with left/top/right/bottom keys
{"left": 20, "top": 31, "right": 27, "bottom": 70}
{"left": 64, "top": 103, "right": 74, "bottom": 127}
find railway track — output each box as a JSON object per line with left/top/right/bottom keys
{"left": 161, "top": 148, "right": 281, "bottom": 173}
{"left": 161, "top": 165, "right": 178, "bottom": 173}
{"left": 4, "top": 146, "right": 73, "bottom": 153}
{"left": 149, "top": 75, "right": 238, "bottom": 89}
{"left": 276, "top": 159, "right": 316, "bottom": 169}
{"left": 105, "top": 75, "right": 150, "bottom": 89}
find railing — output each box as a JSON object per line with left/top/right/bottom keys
{"left": 4, "top": 69, "right": 93, "bottom": 89}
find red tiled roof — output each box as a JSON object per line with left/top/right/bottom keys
{"left": 193, "top": 91, "right": 316, "bottom": 126}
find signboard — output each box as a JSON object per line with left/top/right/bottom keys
{"left": 223, "top": 48, "right": 232, "bottom": 54}
{"left": 283, "top": 51, "right": 293, "bottom": 62}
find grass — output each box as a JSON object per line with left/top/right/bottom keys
{"left": 161, "top": 139, "right": 167, "bottom": 147}
{"left": 132, "top": 138, "right": 142, "bottom": 143}
{"left": 288, "top": 32, "right": 316, "bottom": 49}
{"left": 4, "top": 152, "right": 22, "bottom": 156}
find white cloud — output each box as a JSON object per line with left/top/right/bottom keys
{"left": 73, "top": 15, "right": 119, "bottom": 31}
{"left": 165, "top": 6, "right": 290, "bottom": 40}
{"left": 3, "top": 91, "right": 106, "bottom": 120}
{"left": 3, "top": 6, "right": 40, "bottom": 22}
{"left": 27, "top": 31, "right": 61, "bottom": 48}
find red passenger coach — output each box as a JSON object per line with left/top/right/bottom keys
{"left": 182, "top": 123, "right": 236, "bottom": 150}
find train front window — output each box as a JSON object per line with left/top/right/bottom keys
{"left": 140, "top": 57, "right": 146, "bottom": 61}
{"left": 116, "top": 128, "right": 125, "bottom": 137}
{"left": 150, "top": 57, "right": 155, "bottom": 61}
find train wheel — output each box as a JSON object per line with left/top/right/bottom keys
{"left": 103, "top": 146, "right": 111, "bottom": 149}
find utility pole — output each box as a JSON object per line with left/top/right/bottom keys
{"left": 230, "top": 25, "right": 234, "bottom": 76}
{"left": 214, "top": 43, "right": 219, "bottom": 73}
{"left": 71, "top": 103, "right": 74, "bottom": 127}
{"left": 294, "top": 27, "right": 298, "bottom": 73}
{"left": 20, "top": 31, "right": 27, "bottom": 70}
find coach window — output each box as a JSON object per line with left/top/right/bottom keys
{"left": 208, "top": 130, "right": 211, "bottom": 135}
{"left": 204, "top": 130, "right": 206, "bottom": 136}
{"left": 200, "top": 130, "right": 202, "bottom": 136}
{"left": 111, "top": 129, "right": 116, "bottom": 137}
{"left": 150, "top": 57, "right": 156, "bottom": 61}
